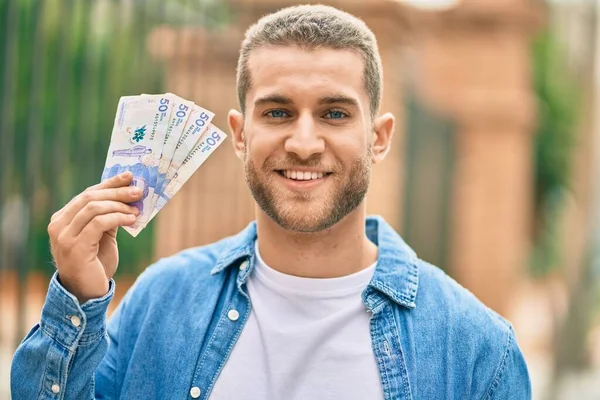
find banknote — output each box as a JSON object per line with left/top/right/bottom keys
{"left": 151, "top": 94, "right": 195, "bottom": 213}
{"left": 160, "top": 104, "right": 214, "bottom": 196}
{"left": 102, "top": 94, "right": 174, "bottom": 236}
{"left": 103, "top": 93, "right": 223, "bottom": 237}
{"left": 146, "top": 124, "right": 227, "bottom": 224}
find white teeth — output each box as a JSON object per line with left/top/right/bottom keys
{"left": 282, "top": 170, "right": 327, "bottom": 181}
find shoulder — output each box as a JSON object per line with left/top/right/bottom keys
{"left": 415, "top": 259, "right": 511, "bottom": 340}
{"left": 410, "top": 260, "right": 530, "bottom": 398}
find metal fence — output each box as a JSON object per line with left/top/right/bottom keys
{"left": 403, "top": 96, "right": 454, "bottom": 271}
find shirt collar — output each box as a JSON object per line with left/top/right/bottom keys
{"left": 209, "top": 216, "right": 419, "bottom": 309}
{"left": 363, "top": 216, "right": 419, "bottom": 309}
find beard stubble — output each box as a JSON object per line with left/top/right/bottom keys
{"left": 244, "top": 146, "right": 372, "bottom": 233}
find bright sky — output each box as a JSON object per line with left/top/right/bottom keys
{"left": 394, "top": 0, "right": 461, "bottom": 10}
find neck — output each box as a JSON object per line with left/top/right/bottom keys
{"left": 255, "top": 206, "right": 378, "bottom": 278}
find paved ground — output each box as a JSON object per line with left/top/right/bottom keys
{"left": 553, "top": 369, "right": 600, "bottom": 400}
{"left": 1, "top": 345, "right": 11, "bottom": 399}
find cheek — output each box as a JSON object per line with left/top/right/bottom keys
{"left": 325, "top": 136, "right": 369, "bottom": 162}
{"left": 245, "top": 133, "right": 281, "bottom": 167}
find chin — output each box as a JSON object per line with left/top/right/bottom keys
{"left": 266, "top": 200, "right": 347, "bottom": 233}
{"left": 272, "top": 214, "right": 334, "bottom": 233}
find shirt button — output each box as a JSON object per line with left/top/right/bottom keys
{"left": 190, "top": 386, "right": 201, "bottom": 398}
{"left": 239, "top": 260, "right": 249, "bottom": 271}
{"left": 70, "top": 315, "right": 81, "bottom": 327}
{"left": 227, "top": 309, "right": 240, "bottom": 321}
{"left": 51, "top": 384, "right": 60, "bottom": 394}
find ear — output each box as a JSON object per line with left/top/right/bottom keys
{"left": 228, "top": 109, "right": 245, "bottom": 161}
{"left": 371, "top": 112, "right": 395, "bottom": 165}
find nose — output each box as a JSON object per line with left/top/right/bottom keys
{"left": 284, "top": 113, "right": 325, "bottom": 160}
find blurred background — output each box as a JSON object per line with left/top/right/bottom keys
{"left": 0, "top": 0, "right": 599, "bottom": 398}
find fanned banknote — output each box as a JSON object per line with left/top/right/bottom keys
{"left": 151, "top": 94, "right": 195, "bottom": 213}
{"left": 102, "top": 93, "right": 225, "bottom": 237}
{"left": 162, "top": 105, "right": 214, "bottom": 193}
{"left": 147, "top": 124, "right": 227, "bottom": 224}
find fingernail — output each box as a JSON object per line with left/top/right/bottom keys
{"left": 121, "top": 172, "right": 131, "bottom": 179}
{"left": 130, "top": 188, "right": 142, "bottom": 195}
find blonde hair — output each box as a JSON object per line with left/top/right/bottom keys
{"left": 237, "top": 4, "right": 383, "bottom": 119}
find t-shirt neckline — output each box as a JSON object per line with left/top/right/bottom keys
{"left": 252, "top": 241, "right": 377, "bottom": 298}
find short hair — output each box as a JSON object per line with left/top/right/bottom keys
{"left": 236, "top": 4, "right": 383, "bottom": 120}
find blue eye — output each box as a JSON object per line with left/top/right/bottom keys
{"left": 325, "top": 110, "right": 347, "bottom": 119}
{"left": 266, "top": 109, "right": 289, "bottom": 118}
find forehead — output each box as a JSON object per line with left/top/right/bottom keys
{"left": 246, "top": 46, "right": 366, "bottom": 104}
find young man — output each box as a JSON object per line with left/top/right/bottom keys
{"left": 11, "top": 5, "right": 531, "bottom": 399}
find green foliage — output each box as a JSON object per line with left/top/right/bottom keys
{"left": 530, "top": 29, "right": 580, "bottom": 277}
{"left": 141, "top": 0, "right": 233, "bottom": 28}
{"left": 1, "top": 0, "right": 232, "bottom": 278}
{"left": 1, "top": 0, "right": 231, "bottom": 276}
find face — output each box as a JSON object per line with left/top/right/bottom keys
{"left": 229, "top": 46, "right": 394, "bottom": 233}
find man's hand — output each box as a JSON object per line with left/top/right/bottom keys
{"left": 47, "top": 172, "right": 142, "bottom": 303}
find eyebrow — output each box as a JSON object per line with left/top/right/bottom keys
{"left": 254, "top": 95, "right": 293, "bottom": 107}
{"left": 318, "top": 95, "right": 359, "bottom": 107}
{"left": 254, "top": 94, "right": 359, "bottom": 108}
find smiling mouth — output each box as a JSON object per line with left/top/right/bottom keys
{"left": 276, "top": 170, "right": 332, "bottom": 181}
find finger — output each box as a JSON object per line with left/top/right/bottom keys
{"left": 78, "top": 212, "right": 137, "bottom": 245}
{"left": 50, "top": 172, "right": 134, "bottom": 223}
{"left": 65, "top": 200, "right": 139, "bottom": 238}
{"left": 55, "top": 186, "right": 143, "bottom": 229}
{"left": 88, "top": 171, "right": 134, "bottom": 192}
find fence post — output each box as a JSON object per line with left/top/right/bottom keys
{"left": 414, "top": 0, "right": 545, "bottom": 315}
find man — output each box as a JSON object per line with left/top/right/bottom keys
{"left": 11, "top": 5, "right": 531, "bottom": 399}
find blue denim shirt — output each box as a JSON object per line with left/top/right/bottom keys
{"left": 11, "top": 216, "right": 531, "bottom": 399}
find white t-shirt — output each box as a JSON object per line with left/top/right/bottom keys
{"left": 209, "top": 243, "right": 383, "bottom": 400}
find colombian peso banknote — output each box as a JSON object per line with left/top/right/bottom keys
{"left": 151, "top": 93, "right": 195, "bottom": 214}
{"left": 102, "top": 93, "right": 222, "bottom": 237}
{"left": 147, "top": 124, "right": 227, "bottom": 224}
